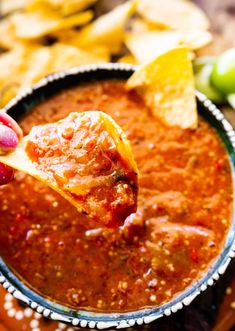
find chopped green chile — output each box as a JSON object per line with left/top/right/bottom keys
{"left": 0, "top": 80, "right": 233, "bottom": 312}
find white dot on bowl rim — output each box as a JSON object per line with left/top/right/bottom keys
{"left": 31, "top": 302, "right": 37, "bottom": 309}
{"left": 88, "top": 321, "right": 96, "bottom": 328}
{"left": 80, "top": 320, "right": 87, "bottom": 327}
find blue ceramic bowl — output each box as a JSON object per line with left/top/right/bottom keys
{"left": 0, "top": 63, "right": 235, "bottom": 329}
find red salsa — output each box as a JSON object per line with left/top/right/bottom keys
{"left": 0, "top": 80, "right": 233, "bottom": 312}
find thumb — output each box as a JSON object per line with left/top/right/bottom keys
{"left": 0, "top": 112, "right": 22, "bottom": 139}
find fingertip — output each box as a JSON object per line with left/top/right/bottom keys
{"left": 0, "top": 125, "right": 19, "bottom": 152}
{"left": 0, "top": 112, "right": 22, "bottom": 139}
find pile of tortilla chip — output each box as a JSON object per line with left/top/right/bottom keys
{"left": 0, "top": 0, "right": 211, "bottom": 107}
{"left": 124, "top": 0, "right": 212, "bottom": 64}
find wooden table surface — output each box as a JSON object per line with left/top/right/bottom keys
{"left": 0, "top": 0, "right": 235, "bottom": 330}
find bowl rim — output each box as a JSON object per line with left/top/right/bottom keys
{"left": 0, "top": 62, "right": 235, "bottom": 329}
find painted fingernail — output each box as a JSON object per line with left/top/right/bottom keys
{"left": 0, "top": 125, "right": 19, "bottom": 153}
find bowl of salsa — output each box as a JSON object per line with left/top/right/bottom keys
{"left": 0, "top": 63, "right": 234, "bottom": 329}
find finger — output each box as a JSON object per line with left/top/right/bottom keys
{"left": 0, "top": 163, "right": 14, "bottom": 185}
{"left": 0, "top": 111, "right": 23, "bottom": 139}
{"left": 0, "top": 125, "right": 19, "bottom": 154}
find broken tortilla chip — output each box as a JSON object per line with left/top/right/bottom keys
{"left": 137, "top": 0, "right": 210, "bottom": 30}
{"left": 126, "top": 47, "right": 197, "bottom": 129}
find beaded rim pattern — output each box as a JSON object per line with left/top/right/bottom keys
{"left": 1, "top": 63, "right": 235, "bottom": 329}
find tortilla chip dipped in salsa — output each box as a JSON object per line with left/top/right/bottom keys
{"left": 127, "top": 47, "right": 198, "bottom": 129}
{"left": 0, "top": 111, "right": 138, "bottom": 228}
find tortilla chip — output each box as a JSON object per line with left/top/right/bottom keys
{"left": 50, "top": 28, "right": 76, "bottom": 42}
{"left": 20, "top": 44, "right": 109, "bottom": 88}
{"left": 0, "top": 41, "right": 110, "bottom": 107}
{"left": 69, "top": 0, "right": 137, "bottom": 53}
{"left": 0, "top": 48, "right": 26, "bottom": 86}
{"left": 22, "top": 46, "right": 52, "bottom": 88}
{"left": 181, "top": 29, "right": 212, "bottom": 50}
{"left": 0, "top": 47, "right": 27, "bottom": 106}
{"left": 59, "top": 0, "right": 98, "bottom": 15}
{"left": 125, "top": 30, "right": 182, "bottom": 64}
{"left": 0, "top": 19, "right": 19, "bottom": 50}
{"left": 137, "top": 0, "right": 210, "bottom": 30}
{"left": 0, "top": 17, "right": 44, "bottom": 51}
{"left": 27, "top": 0, "right": 97, "bottom": 15}
{"left": 26, "top": 0, "right": 55, "bottom": 12}
{"left": 1, "top": 0, "right": 27, "bottom": 14}
{"left": 51, "top": 43, "right": 110, "bottom": 72}
{"left": 87, "top": 46, "right": 110, "bottom": 61}
{"left": 0, "top": 84, "right": 20, "bottom": 108}
{"left": 130, "top": 17, "right": 166, "bottom": 33}
{"left": 118, "top": 54, "right": 137, "bottom": 65}
{"left": 51, "top": 28, "right": 111, "bottom": 57}
{"left": 10, "top": 10, "right": 93, "bottom": 39}
{"left": 129, "top": 18, "right": 149, "bottom": 34}
{"left": 127, "top": 47, "right": 197, "bottom": 129}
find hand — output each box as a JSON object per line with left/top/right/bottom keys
{"left": 0, "top": 112, "right": 22, "bottom": 185}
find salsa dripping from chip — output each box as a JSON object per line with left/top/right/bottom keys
{"left": 0, "top": 111, "right": 138, "bottom": 228}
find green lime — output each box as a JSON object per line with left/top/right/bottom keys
{"left": 195, "top": 64, "right": 224, "bottom": 104}
{"left": 211, "top": 48, "right": 235, "bottom": 95}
